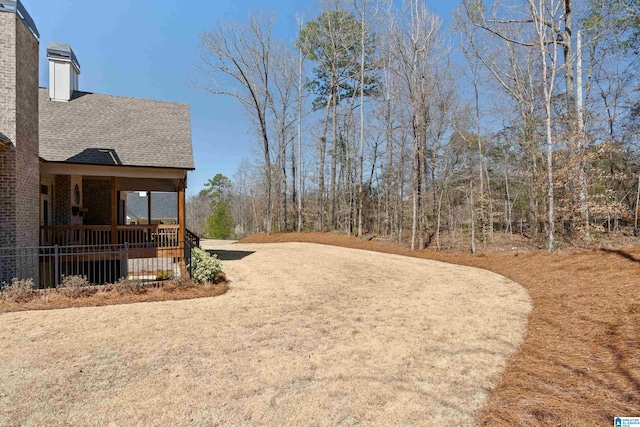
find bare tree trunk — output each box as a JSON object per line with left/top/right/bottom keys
{"left": 383, "top": 64, "right": 393, "bottom": 236}
{"left": 357, "top": 1, "right": 366, "bottom": 238}
{"left": 259, "top": 108, "right": 272, "bottom": 233}
{"left": 411, "top": 127, "right": 421, "bottom": 251}
{"left": 505, "top": 166, "right": 513, "bottom": 238}
{"left": 545, "top": 122, "right": 555, "bottom": 250}
{"left": 398, "top": 133, "right": 406, "bottom": 245}
{"left": 576, "top": 30, "right": 589, "bottom": 231}
{"left": 542, "top": 53, "right": 556, "bottom": 252}
{"left": 291, "top": 135, "right": 297, "bottom": 228}
{"left": 635, "top": 174, "right": 640, "bottom": 235}
{"left": 330, "top": 95, "right": 338, "bottom": 229}
{"left": 472, "top": 61, "right": 487, "bottom": 247}
{"left": 317, "top": 91, "right": 333, "bottom": 231}
{"left": 470, "top": 179, "right": 476, "bottom": 254}
{"left": 528, "top": 143, "right": 538, "bottom": 236}
{"left": 281, "top": 133, "right": 287, "bottom": 230}
{"left": 562, "top": 0, "right": 575, "bottom": 116}
{"left": 297, "top": 18, "right": 304, "bottom": 232}
{"left": 529, "top": 0, "right": 561, "bottom": 251}
{"left": 436, "top": 185, "right": 445, "bottom": 251}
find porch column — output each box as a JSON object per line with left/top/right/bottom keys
{"left": 111, "top": 176, "right": 117, "bottom": 244}
{"left": 178, "top": 179, "right": 185, "bottom": 243}
{"left": 147, "top": 191, "right": 152, "bottom": 226}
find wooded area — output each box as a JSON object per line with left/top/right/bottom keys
{"left": 189, "top": 0, "right": 640, "bottom": 252}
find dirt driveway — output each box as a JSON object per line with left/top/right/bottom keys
{"left": 0, "top": 241, "right": 531, "bottom": 426}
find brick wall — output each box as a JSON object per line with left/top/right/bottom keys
{"left": 0, "top": 147, "right": 17, "bottom": 248}
{"left": 83, "top": 178, "right": 112, "bottom": 225}
{"left": 53, "top": 175, "right": 71, "bottom": 225}
{"left": 0, "top": 10, "right": 40, "bottom": 282}
{"left": 0, "top": 12, "right": 17, "bottom": 141}
{"left": 14, "top": 12, "right": 39, "bottom": 249}
{"left": 0, "top": 12, "right": 18, "bottom": 249}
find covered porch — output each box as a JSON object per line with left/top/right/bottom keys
{"left": 39, "top": 162, "right": 190, "bottom": 251}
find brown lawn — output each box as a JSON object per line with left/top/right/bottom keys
{"left": 239, "top": 232, "right": 640, "bottom": 426}
{"left": 0, "top": 239, "right": 530, "bottom": 426}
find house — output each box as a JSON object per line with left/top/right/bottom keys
{"left": 0, "top": 1, "right": 196, "bottom": 285}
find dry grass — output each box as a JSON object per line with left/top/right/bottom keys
{"left": 0, "top": 239, "right": 530, "bottom": 426}
{"left": 240, "top": 232, "right": 640, "bottom": 426}
{"left": 0, "top": 280, "right": 229, "bottom": 313}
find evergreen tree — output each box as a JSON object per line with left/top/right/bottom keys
{"left": 205, "top": 200, "right": 234, "bottom": 239}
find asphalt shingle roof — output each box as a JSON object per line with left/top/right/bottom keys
{"left": 38, "top": 88, "right": 195, "bottom": 169}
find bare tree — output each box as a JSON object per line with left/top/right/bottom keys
{"left": 386, "top": 0, "right": 444, "bottom": 250}
{"left": 352, "top": 0, "right": 380, "bottom": 237}
{"left": 296, "top": 15, "right": 306, "bottom": 232}
{"left": 196, "top": 15, "right": 275, "bottom": 233}
{"left": 530, "top": 0, "right": 563, "bottom": 251}
{"left": 270, "top": 42, "right": 299, "bottom": 231}
{"left": 462, "top": 0, "right": 564, "bottom": 251}
{"left": 185, "top": 192, "right": 213, "bottom": 237}
{"left": 190, "top": 0, "right": 640, "bottom": 253}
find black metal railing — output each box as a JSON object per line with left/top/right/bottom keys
{"left": 185, "top": 228, "right": 201, "bottom": 248}
{"left": 0, "top": 241, "right": 194, "bottom": 289}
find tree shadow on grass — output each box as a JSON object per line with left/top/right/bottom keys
{"left": 601, "top": 248, "right": 640, "bottom": 264}
{"left": 206, "top": 249, "right": 255, "bottom": 261}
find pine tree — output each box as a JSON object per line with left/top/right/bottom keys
{"left": 205, "top": 200, "right": 234, "bottom": 239}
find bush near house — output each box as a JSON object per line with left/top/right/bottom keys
{"left": 189, "top": 247, "right": 224, "bottom": 284}
{"left": 59, "top": 275, "right": 92, "bottom": 298}
{"left": 1, "top": 278, "right": 35, "bottom": 303}
{"left": 0, "top": 259, "right": 227, "bottom": 312}
{"left": 113, "top": 278, "right": 146, "bottom": 295}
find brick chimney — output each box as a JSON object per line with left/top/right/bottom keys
{"left": 47, "top": 42, "right": 81, "bottom": 102}
{"left": 0, "top": 1, "right": 40, "bottom": 279}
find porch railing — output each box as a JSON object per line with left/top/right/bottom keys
{"left": 0, "top": 241, "right": 195, "bottom": 289}
{"left": 40, "top": 225, "right": 111, "bottom": 246}
{"left": 185, "top": 228, "right": 200, "bottom": 247}
{"left": 117, "top": 225, "right": 179, "bottom": 248}
{"left": 40, "top": 225, "right": 180, "bottom": 248}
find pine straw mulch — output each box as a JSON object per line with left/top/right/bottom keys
{"left": 0, "top": 280, "right": 229, "bottom": 314}
{"left": 239, "top": 232, "right": 640, "bottom": 426}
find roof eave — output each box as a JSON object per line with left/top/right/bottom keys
{"left": 39, "top": 158, "right": 195, "bottom": 171}
{"left": 0, "top": 133, "right": 12, "bottom": 146}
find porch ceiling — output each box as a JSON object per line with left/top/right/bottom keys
{"left": 78, "top": 176, "right": 178, "bottom": 192}
{"left": 40, "top": 161, "right": 187, "bottom": 182}
{"left": 116, "top": 178, "right": 178, "bottom": 192}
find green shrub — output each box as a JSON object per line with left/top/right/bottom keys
{"left": 59, "top": 275, "right": 91, "bottom": 299}
{"left": 156, "top": 270, "right": 172, "bottom": 281}
{"left": 1, "top": 278, "right": 35, "bottom": 303}
{"left": 189, "top": 247, "right": 223, "bottom": 284}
